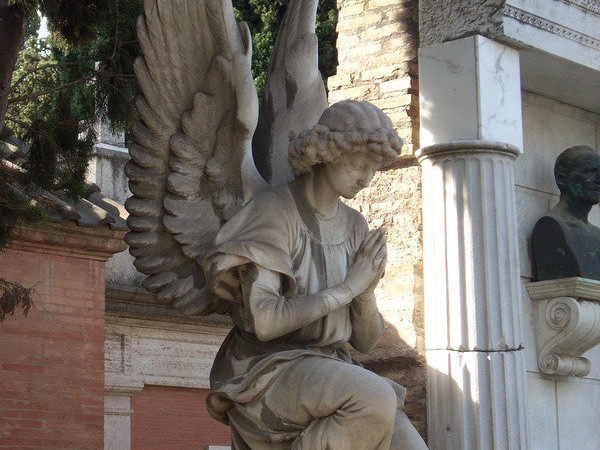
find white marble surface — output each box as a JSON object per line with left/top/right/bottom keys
{"left": 526, "top": 373, "right": 558, "bottom": 450}
{"left": 87, "top": 143, "right": 145, "bottom": 288}
{"left": 104, "top": 394, "right": 135, "bottom": 450}
{"left": 419, "top": 140, "right": 527, "bottom": 449}
{"left": 506, "top": 0, "right": 600, "bottom": 40}
{"left": 521, "top": 278, "right": 540, "bottom": 374}
{"left": 419, "top": 35, "right": 522, "bottom": 149}
{"left": 526, "top": 373, "right": 600, "bottom": 450}
{"left": 476, "top": 37, "right": 523, "bottom": 149}
{"left": 105, "top": 316, "right": 228, "bottom": 390}
{"left": 427, "top": 349, "right": 529, "bottom": 450}
{"left": 517, "top": 92, "right": 599, "bottom": 194}
{"left": 504, "top": 0, "right": 600, "bottom": 72}
{"left": 420, "top": 144, "right": 523, "bottom": 352}
{"left": 556, "top": 377, "right": 600, "bottom": 450}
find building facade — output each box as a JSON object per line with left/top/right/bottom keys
{"left": 2, "top": 1, "right": 598, "bottom": 449}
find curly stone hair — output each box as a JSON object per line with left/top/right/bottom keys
{"left": 288, "top": 100, "right": 403, "bottom": 176}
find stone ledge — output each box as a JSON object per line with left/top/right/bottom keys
{"left": 106, "top": 283, "right": 232, "bottom": 327}
{"left": 527, "top": 277, "right": 600, "bottom": 301}
{"left": 11, "top": 222, "right": 127, "bottom": 261}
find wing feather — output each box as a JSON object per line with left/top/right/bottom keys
{"left": 252, "top": 0, "right": 328, "bottom": 185}
{"left": 125, "top": 0, "right": 266, "bottom": 315}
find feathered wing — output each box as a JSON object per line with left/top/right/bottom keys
{"left": 125, "top": 0, "right": 266, "bottom": 315}
{"left": 252, "top": 0, "right": 329, "bottom": 185}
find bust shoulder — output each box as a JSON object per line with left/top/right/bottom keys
{"left": 531, "top": 215, "right": 579, "bottom": 281}
{"left": 531, "top": 214, "right": 600, "bottom": 281}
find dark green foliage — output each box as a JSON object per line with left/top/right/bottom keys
{"left": 6, "top": 0, "right": 337, "bottom": 205}
{"left": 1, "top": 0, "right": 338, "bottom": 321}
{"left": 0, "top": 163, "right": 46, "bottom": 250}
{"left": 315, "top": 0, "right": 338, "bottom": 81}
{"left": 0, "top": 278, "right": 35, "bottom": 322}
{"left": 233, "top": 0, "right": 338, "bottom": 99}
{"left": 6, "top": 0, "right": 142, "bottom": 203}
{"left": 1, "top": 2, "right": 141, "bottom": 320}
{"left": 38, "top": 1, "right": 110, "bottom": 43}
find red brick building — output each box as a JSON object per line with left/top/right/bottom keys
{"left": 0, "top": 214, "right": 126, "bottom": 448}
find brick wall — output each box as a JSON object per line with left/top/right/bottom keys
{"left": 329, "top": 0, "right": 426, "bottom": 437}
{"left": 0, "top": 246, "right": 106, "bottom": 449}
{"left": 131, "top": 386, "right": 230, "bottom": 449}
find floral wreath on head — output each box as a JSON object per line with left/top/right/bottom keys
{"left": 287, "top": 100, "right": 403, "bottom": 177}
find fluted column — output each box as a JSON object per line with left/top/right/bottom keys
{"left": 418, "top": 141, "right": 528, "bottom": 449}
{"left": 418, "top": 35, "right": 528, "bottom": 449}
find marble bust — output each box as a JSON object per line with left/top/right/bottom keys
{"left": 202, "top": 101, "right": 427, "bottom": 449}
{"left": 531, "top": 145, "right": 600, "bottom": 281}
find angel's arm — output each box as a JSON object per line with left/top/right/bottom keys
{"left": 240, "top": 264, "right": 355, "bottom": 342}
{"left": 350, "top": 292, "right": 384, "bottom": 354}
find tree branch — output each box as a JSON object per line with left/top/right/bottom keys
{"left": 9, "top": 61, "right": 83, "bottom": 93}
{"left": 7, "top": 75, "right": 94, "bottom": 105}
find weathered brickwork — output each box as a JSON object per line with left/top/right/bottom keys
{"left": 0, "top": 246, "right": 106, "bottom": 449}
{"left": 329, "top": 0, "right": 426, "bottom": 436}
{"left": 131, "top": 386, "right": 230, "bottom": 449}
{"left": 419, "top": 0, "right": 505, "bottom": 47}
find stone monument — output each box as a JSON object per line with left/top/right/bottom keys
{"left": 531, "top": 145, "right": 600, "bottom": 281}
{"left": 528, "top": 145, "right": 600, "bottom": 378}
{"left": 124, "top": 0, "right": 427, "bottom": 448}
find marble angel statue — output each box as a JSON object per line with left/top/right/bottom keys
{"left": 125, "top": 1, "right": 427, "bottom": 448}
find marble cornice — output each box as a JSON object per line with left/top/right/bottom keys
{"left": 560, "top": 0, "right": 600, "bottom": 15}
{"left": 504, "top": 5, "right": 600, "bottom": 50}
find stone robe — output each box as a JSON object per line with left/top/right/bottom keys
{"left": 202, "top": 181, "right": 406, "bottom": 449}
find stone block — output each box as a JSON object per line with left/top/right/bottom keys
{"left": 336, "top": 13, "right": 382, "bottom": 32}
{"left": 526, "top": 374, "right": 559, "bottom": 450}
{"left": 518, "top": 92, "right": 599, "bottom": 193}
{"left": 556, "top": 378, "right": 600, "bottom": 449}
{"left": 360, "top": 64, "right": 404, "bottom": 81}
{"left": 380, "top": 77, "right": 411, "bottom": 94}
{"left": 419, "top": 36, "right": 522, "bottom": 148}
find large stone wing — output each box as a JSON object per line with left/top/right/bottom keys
{"left": 252, "top": 0, "right": 328, "bottom": 185}
{"left": 125, "top": 0, "right": 266, "bottom": 315}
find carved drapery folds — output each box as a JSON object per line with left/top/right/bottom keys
{"left": 527, "top": 277, "right": 600, "bottom": 377}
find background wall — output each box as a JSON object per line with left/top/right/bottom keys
{"left": 0, "top": 242, "right": 107, "bottom": 449}
{"left": 516, "top": 91, "right": 600, "bottom": 450}
{"left": 330, "top": 0, "right": 426, "bottom": 435}
{"left": 131, "top": 386, "right": 230, "bottom": 449}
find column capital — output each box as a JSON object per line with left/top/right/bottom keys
{"left": 417, "top": 140, "right": 521, "bottom": 162}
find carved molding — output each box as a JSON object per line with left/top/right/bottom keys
{"left": 561, "top": 0, "right": 600, "bottom": 15}
{"left": 527, "top": 278, "right": 600, "bottom": 377}
{"left": 504, "top": 5, "right": 600, "bottom": 50}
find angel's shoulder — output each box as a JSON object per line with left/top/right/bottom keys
{"left": 244, "top": 184, "right": 296, "bottom": 215}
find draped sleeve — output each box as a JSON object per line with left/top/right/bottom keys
{"left": 202, "top": 188, "right": 298, "bottom": 304}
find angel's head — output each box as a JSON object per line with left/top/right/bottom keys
{"left": 288, "top": 100, "right": 403, "bottom": 185}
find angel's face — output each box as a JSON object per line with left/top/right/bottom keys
{"left": 323, "top": 152, "right": 379, "bottom": 199}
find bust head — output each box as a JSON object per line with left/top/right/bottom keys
{"left": 532, "top": 146, "right": 600, "bottom": 281}
{"left": 288, "top": 100, "right": 403, "bottom": 179}
{"left": 554, "top": 145, "right": 600, "bottom": 207}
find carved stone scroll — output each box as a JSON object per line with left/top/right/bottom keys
{"left": 527, "top": 277, "right": 600, "bottom": 377}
